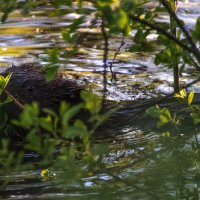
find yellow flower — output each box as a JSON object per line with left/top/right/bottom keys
{"left": 174, "top": 89, "right": 187, "bottom": 99}
{"left": 41, "top": 169, "right": 49, "bottom": 178}
{"left": 139, "top": 15, "right": 145, "bottom": 20}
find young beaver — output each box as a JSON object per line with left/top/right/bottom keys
{"left": 1, "top": 64, "right": 84, "bottom": 118}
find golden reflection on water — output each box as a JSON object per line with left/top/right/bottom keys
{"left": 0, "top": 27, "right": 38, "bottom": 35}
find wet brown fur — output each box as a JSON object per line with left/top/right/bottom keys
{"left": 2, "top": 64, "right": 83, "bottom": 111}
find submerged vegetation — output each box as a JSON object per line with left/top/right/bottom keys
{"left": 0, "top": 0, "right": 200, "bottom": 199}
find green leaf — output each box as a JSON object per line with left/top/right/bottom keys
{"left": 13, "top": 102, "right": 39, "bottom": 128}
{"left": 5, "top": 73, "right": 12, "bottom": 85}
{"left": 81, "top": 91, "right": 102, "bottom": 114}
{"left": 159, "top": 114, "right": 169, "bottom": 124}
{"left": 46, "top": 48, "right": 59, "bottom": 64}
{"left": 69, "top": 17, "right": 85, "bottom": 33}
{"left": 39, "top": 116, "right": 53, "bottom": 132}
{"left": 146, "top": 105, "right": 161, "bottom": 118}
{"left": 188, "top": 91, "right": 194, "bottom": 106}
{"left": 74, "top": 119, "right": 88, "bottom": 137}
{"left": 0, "top": 73, "right": 12, "bottom": 94}
{"left": 63, "top": 126, "right": 85, "bottom": 139}
{"left": 117, "top": 10, "right": 130, "bottom": 35}
{"left": 25, "top": 130, "right": 42, "bottom": 152}
{"left": 162, "top": 108, "right": 171, "bottom": 119}
{"left": 44, "top": 64, "right": 59, "bottom": 81}
{"left": 61, "top": 104, "right": 82, "bottom": 126}
{"left": 192, "top": 17, "right": 200, "bottom": 41}
{"left": 21, "top": 0, "right": 32, "bottom": 15}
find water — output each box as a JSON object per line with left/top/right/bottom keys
{"left": 0, "top": 0, "right": 200, "bottom": 199}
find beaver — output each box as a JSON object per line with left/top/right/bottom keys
{"left": 0, "top": 63, "right": 86, "bottom": 140}
{"left": 0, "top": 64, "right": 194, "bottom": 141}
{"left": 0, "top": 64, "right": 84, "bottom": 120}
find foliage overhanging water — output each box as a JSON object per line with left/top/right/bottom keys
{"left": 0, "top": 0, "right": 200, "bottom": 199}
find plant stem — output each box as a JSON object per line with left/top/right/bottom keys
{"left": 129, "top": 16, "right": 200, "bottom": 71}
{"left": 170, "top": 0, "right": 180, "bottom": 93}
{"left": 160, "top": 0, "right": 200, "bottom": 63}
{"left": 101, "top": 16, "right": 109, "bottom": 105}
{"left": 4, "top": 89, "right": 24, "bottom": 110}
{"left": 109, "top": 37, "right": 125, "bottom": 82}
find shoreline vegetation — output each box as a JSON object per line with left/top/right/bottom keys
{"left": 0, "top": 1, "right": 200, "bottom": 199}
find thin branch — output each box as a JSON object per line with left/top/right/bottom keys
{"left": 129, "top": 15, "right": 200, "bottom": 71}
{"left": 127, "top": 75, "right": 200, "bottom": 116}
{"left": 186, "top": 55, "right": 199, "bottom": 70}
{"left": 160, "top": 0, "right": 200, "bottom": 63}
{"left": 130, "top": 16, "right": 195, "bottom": 58}
{"left": 109, "top": 37, "right": 125, "bottom": 80}
{"left": 101, "top": 17, "right": 109, "bottom": 64}
{"left": 4, "top": 89, "right": 24, "bottom": 110}
{"left": 101, "top": 17, "right": 109, "bottom": 104}
{"left": 170, "top": 0, "right": 180, "bottom": 93}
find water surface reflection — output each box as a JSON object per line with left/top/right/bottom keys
{"left": 0, "top": 0, "right": 200, "bottom": 199}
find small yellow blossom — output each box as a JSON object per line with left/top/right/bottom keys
{"left": 174, "top": 89, "right": 187, "bottom": 99}
{"left": 139, "top": 15, "right": 145, "bottom": 20}
{"left": 41, "top": 169, "right": 49, "bottom": 178}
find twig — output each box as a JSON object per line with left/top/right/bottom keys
{"left": 170, "top": 0, "right": 180, "bottom": 93}
{"left": 130, "top": 15, "right": 200, "bottom": 68}
{"left": 4, "top": 89, "right": 24, "bottom": 110}
{"left": 109, "top": 37, "right": 125, "bottom": 81}
{"left": 126, "top": 75, "right": 200, "bottom": 116}
{"left": 101, "top": 16, "right": 109, "bottom": 105}
{"left": 160, "top": 0, "right": 200, "bottom": 63}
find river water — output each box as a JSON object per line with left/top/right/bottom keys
{"left": 0, "top": 0, "right": 200, "bottom": 199}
